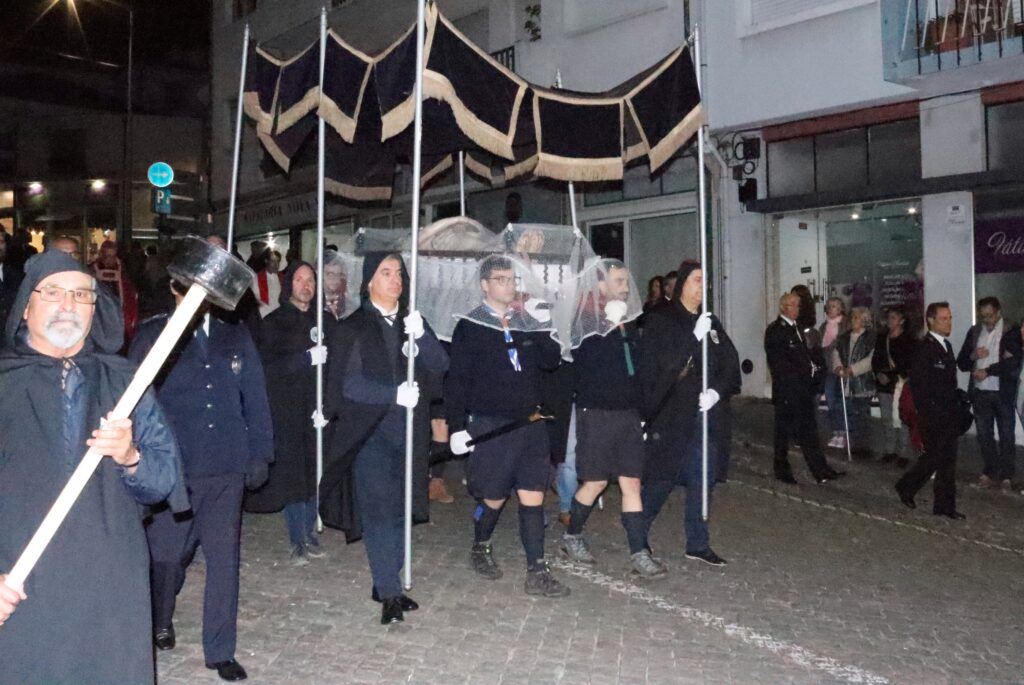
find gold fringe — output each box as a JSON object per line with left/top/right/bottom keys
{"left": 325, "top": 177, "right": 393, "bottom": 202}
{"left": 648, "top": 104, "right": 704, "bottom": 173}
{"left": 257, "top": 132, "right": 292, "bottom": 173}
{"left": 423, "top": 71, "right": 522, "bottom": 160}
{"left": 624, "top": 99, "right": 650, "bottom": 160}
{"left": 463, "top": 153, "right": 497, "bottom": 184}
{"left": 502, "top": 154, "right": 538, "bottom": 182}
{"left": 243, "top": 88, "right": 278, "bottom": 136}
{"left": 421, "top": 155, "right": 453, "bottom": 188}
{"left": 276, "top": 85, "right": 320, "bottom": 133}
{"left": 317, "top": 93, "right": 357, "bottom": 143}
{"left": 534, "top": 153, "right": 622, "bottom": 182}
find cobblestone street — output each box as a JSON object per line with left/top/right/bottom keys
{"left": 156, "top": 408, "right": 1024, "bottom": 685}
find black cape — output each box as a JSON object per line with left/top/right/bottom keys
{"left": 246, "top": 262, "right": 319, "bottom": 513}
{"left": 0, "top": 251, "right": 181, "bottom": 685}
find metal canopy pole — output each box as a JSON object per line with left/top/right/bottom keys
{"left": 458, "top": 150, "right": 466, "bottom": 216}
{"left": 315, "top": 7, "right": 327, "bottom": 531}
{"left": 404, "top": 0, "right": 427, "bottom": 592}
{"left": 694, "top": 26, "right": 710, "bottom": 521}
{"left": 226, "top": 25, "right": 250, "bottom": 252}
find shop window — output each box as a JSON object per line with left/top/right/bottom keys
{"left": 768, "top": 137, "right": 815, "bottom": 196}
{"left": 869, "top": 119, "right": 921, "bottom": 186}
{"left": 815, "top": 129, "right": 867, "bottom": 192}
{"left": 987, "top": 101, "right": 1024, "bottom": 173}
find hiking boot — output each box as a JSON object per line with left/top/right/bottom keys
{"left": 629, "top": 550, "right": 668, "bottom": 578}
{"left": 524, "top": 561, "right": 570, "bottom": 598}
{"left": 470, "top": 542, "right": 503, "bottom": 580}
{"left": 429, "top": 478, "right": 454, "bottom": 504}
{"left": 560, "top": 533, "right": 596, "bottom": 565}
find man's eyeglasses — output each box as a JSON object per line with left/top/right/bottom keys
{"left": 33, "top": 285, "right": 98, "bottom": 305}
{"left": 487, "top": 276, "right": 515, "bottom": 286}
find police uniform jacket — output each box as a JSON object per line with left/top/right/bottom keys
{"left": 765, "top": 315, "right": 823, "bottom": 404}
{"left": 129, "top": 311, "right": 274, "bottom": 480}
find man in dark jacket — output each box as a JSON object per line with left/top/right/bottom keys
{"left": 246, "top": 261, "right": 327, "bottom": 564}
{"left": 320, "top": 252, "right": 448, "bottom": 625}
{"left": 129, "top": 273, "right": 274, "bottom": 682}
{"left": 956, "top": 297, "right": 1021, "bottom": 491}
{"left": 446, "top": 255, "right": 569, "bottom": 598}
{"left": 764, "top": 292, "right": 845, "bottom": 484}
{"left": 896, "top": 302, "right": 966, "bottom": 518}
{"left": 638, "top": 261, "right": 740, "bottom": 568}
{"left": 0, "top": 250, "right": 180, "bottom": 685}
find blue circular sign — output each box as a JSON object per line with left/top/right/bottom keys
{"left": 147, "top": 162, "right": 174, "bottom": 188}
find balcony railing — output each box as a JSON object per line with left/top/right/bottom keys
{"left": 882, "top": 0, "right": 1024, "bottom": 81}
{"left": 490, "top": 45, "right": 516, "bottom": 73}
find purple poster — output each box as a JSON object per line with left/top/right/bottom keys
{"left": 975, "top": 219, "right": 1024, "bottom": 274}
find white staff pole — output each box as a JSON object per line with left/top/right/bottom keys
{"left": 315, "top": 7, "right": 327, "bottom": 529}
{"left": 226, "top": 25, "right": 250, "bottom": 252}
{"left": 694, "top": 27, "right": 711, "bottom": 521}
{"left": 404, "top": 0, "right": 427, "bottom": 592}
{"left": 840, "top": 376, "right": 853, "bottom": 461}
{"left": 458, "top": 150, "right": 466, "bottom": 216}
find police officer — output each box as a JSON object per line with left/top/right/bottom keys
{"left": 446, "top": 255, "right": 569, "bottom": 599}
{"left": 129, "top": 263, "right": 273, "bottom": 682}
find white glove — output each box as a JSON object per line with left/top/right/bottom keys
{"left": 403, "top": 310, "right": 425, "bottom": 339}
{"left": 604, "top": 299, "right": 628, "bottom": 325}
{"left": 450, "top": 430, "right": 475, "bottom": 455}
{"left": 401, "top": 340, "right": 419, "bottom": 358}
{"left": 307, "top": 345, "right": 328, "bottom": 366}
{"left": 698, "top": 388, "right": 720, "bottom": 412}
{"left": 311, "top": 410, "right": 329, "bottom": 429}
{"left": 692, "top": 312, "right": 713, "bottom": 342}
{"left": 396, "top": 381, "right": 420, "bottom": 408}
{"left": 524, "top": 298, "right": 552, "bottom": 324}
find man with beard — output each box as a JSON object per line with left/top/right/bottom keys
{"left": 559, "top": 260, "right": 665, "bottom": 578}
{"left": 246, "top": 261, "right": 327, "bottom": 565}
{"left": 130, "top": 269, "right": 274, "bottom": 681}
{"left": 446, "top": 255, "right": 569, "bottom": 598}
{"left": 637, "top": 261, "right": 740, "bottom": 567}
{"left": 765, "top": 292, "right": 845, "bottom": 485}
{"left": 320, "top": 253, "right": 448, "bottom": 625}
{"left": 0, "top": 250, "right": 179, "bottom": 685}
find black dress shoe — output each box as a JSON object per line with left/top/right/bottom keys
{"left": 816, "top": 469, "right": 846, "bottom": 484}
{"left": 371, "top": 587, "right": 419, "bottom": 611}
{"left": 154, "top": 626, "right": 175, "bottom": 651}
{"left": 775, "top": 473, "right": 798, "bottom": 484}
{"left": 206, "top": 659, "right": 248, "bottom": 682}
{"left": 895, "top": 486, "right": 916, "bottom": 509}
{"left": 936, "top": 511, "right": 966, "bottom": 520}
{"left": 381, "top": 597, "right": 404, "bottom": 624}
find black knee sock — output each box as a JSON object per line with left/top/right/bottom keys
{"left": 473, "top": 502, "right": 503, "bottom": 544}
{"left": 429, "top": 441, "right": 449, "bottom": 479}
{"left": 566, "top": 497, "right": 594, "bottom": 536}
{"left": 621, "top": 511, "right": 647, "bottom": 555}
{"left": 518, "top": 504, "right": 546, "bottom": 568}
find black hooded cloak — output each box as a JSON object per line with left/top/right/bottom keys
{"left": 246, "top": 261, "right": 319, "bottom": 513}
{"left": 0, "top": 251, "right": 182, "bottom": 685}
{"left": 319, "top": 253, "right": 448, "bottom": 541}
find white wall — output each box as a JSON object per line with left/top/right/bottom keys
{"left": 920, "top": 93, "right": 986, "bottom": 178}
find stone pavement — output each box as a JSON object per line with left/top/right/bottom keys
{"left": 157, "top": 402, "right": 1024, "bottom": 684}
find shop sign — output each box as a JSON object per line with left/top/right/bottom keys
{"left": 975, "top": 219, "right": 1024, "bottom": 274}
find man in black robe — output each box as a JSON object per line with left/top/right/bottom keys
{"left": 0, "top": 250, "right": 180, "bottom": 685}
{"left": 246, "top": 261, "right": 327, "bottom": 565}
{"left": 320, "top": 252, "right": 448, "bottom": 625}
{"left": 638, "top": 261, "right": 740, "bottom": 567}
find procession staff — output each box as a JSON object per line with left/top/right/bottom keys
{"left": 446, "top": 255, "right": 570, "bottom": 599}
{"left": 130, "top": 272, "right": 274, "bottom": 682}
{"left": 558, "top": 259, "right": 665, "bottom": 578}
{"left": 0, "top": 251, "right": 180, "bottom": 685}
{"left": 637, "top": 261, "right": 739, "bottom": 567}
{"left": 320, "top": 252, "right": 448, "bottom": 625}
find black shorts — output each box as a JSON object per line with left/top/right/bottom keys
{"left": 465, "top": 415, "right": 550, "bottom": 500}
{"left": 575, "top": 407, "right": 646, "bottom": 481}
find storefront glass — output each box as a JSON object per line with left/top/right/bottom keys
{"left": 974, "top": 186, "right": 1024, "bottom": 325}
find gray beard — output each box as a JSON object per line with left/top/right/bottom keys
{"left": 43, "top": 312, "right": 86, "bottom": 350}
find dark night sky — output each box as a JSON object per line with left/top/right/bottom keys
{"left": 2, "top": 0, "right": 210, "bottom": 70}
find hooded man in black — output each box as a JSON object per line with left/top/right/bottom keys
{"left": 246, "top": 260, "right": 327, "bottom": 564}
{"left": 0, "top": 250, "right": 180, "bottom": 685}
{"left": 320, "top": 252, "right": 448, "bottom": 625}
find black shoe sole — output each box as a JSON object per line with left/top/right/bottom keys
{"left": 685, "top": 552, "right": 727, "bottom": 567}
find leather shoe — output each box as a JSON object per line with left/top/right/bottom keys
{"left": 895, "top": 486, "right": 916, "bottom": 509}
{"left": 381, "top": 597, "right": 404, "bottom": 625}
{"left": 816, "top": 469, "right": 846, "bottom": 484}
{"left": 206, "top": 659, "right": 248, "bottom": 682}
{"left": 775, "top": 472, "right": 798, "bottom": 485}
{"left": 371, "top": 587, "right": 419, "bottom": 611}
{"left": 154, "top": 626, "right": 175, "bottom": 651}
{"left": 936, "top": 511, "right": 966, "bottom": 520}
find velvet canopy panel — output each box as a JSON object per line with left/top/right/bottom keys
{"left": 240, "top": 3, "right": 703, "bottom": 202}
